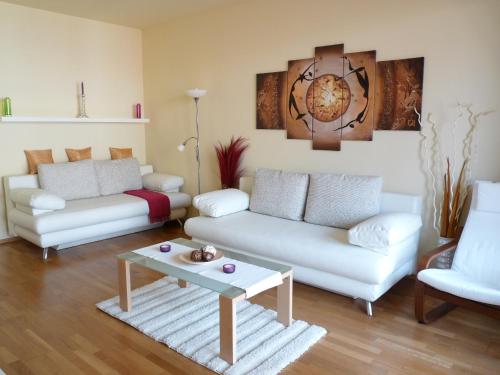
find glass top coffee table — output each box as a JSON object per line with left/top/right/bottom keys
{"left": 116, "top": 237, "right": 293, "bottom": 364}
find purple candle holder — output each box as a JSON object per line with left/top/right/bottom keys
{"left": 159, "top": 244, "right": 171, "bottom": 253}
{"left": 223, "top": 264, "right": 236, "bottom": 274}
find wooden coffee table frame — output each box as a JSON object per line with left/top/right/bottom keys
{"left": 118, "top": 258, "right": 293, "bottom": 364}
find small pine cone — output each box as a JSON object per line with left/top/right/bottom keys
{"left": 190, "top": 250, "right": 203, "bottom": 261}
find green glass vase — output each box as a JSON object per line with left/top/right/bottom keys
{"left": 3, "top": 97, "right": 12, "bottom": 116}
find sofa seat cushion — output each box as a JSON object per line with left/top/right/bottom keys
{"left": 9, "top": 192, "right": 191, "bottom": 235}
{"left": 418, "top": 269, "right": 500, "bottom": 305}
{"left": 185, "top": 211, "right": 417, "bottom": 285}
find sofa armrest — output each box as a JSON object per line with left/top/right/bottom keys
{"left": 9, "top": 188, "right": 65, "bottom": 211}
{"left": 193, "top": 189, "right": 249, "bottom": 217}
{"left": 142, "top": 173, "right": 184, "bottom": 193}
{"left": 348, "top": 212, "right": 422, "bottom": 254}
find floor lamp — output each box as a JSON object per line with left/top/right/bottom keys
{"left": 178, "top": 88, "right": 207, "bottom": 196}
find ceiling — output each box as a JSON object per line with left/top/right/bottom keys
{"left": 2, "top": 0, "right": 244, "bottom": 29}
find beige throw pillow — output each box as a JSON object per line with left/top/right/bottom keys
{"left": 24, "top": 149, "right": 54, "bottom": 174}
{"left": 66, "top": 147, "right": 92, "bottom": 162}
{"left": 110, "top": 147, "right": 133, "bottom": 160}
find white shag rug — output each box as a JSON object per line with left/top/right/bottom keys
{"left": 97, "top": 277, "right": 326, "bottom": 374}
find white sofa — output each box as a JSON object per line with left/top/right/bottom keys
{"left": 4, "top": 161, "right": 190, "bottom": 259}
{"left": 185, "top": 172, "right": 422, "bottom": 316}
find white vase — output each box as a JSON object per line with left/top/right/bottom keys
{"left": 435, "top": 236, "right": 455, "bottom": 269}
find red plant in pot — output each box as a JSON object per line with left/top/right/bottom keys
{"left": 214, "top": 136, "right": 249, "bottom": 189}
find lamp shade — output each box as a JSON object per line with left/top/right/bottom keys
{"left": 177, "top": 143, "right": 186, "bottom": 152}
{"left": 186, "top": 88, "right": 207, "bottom": 98}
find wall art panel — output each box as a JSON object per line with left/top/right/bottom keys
{"left": 375, "top": 57, "right": 424, "bottom": 131}
{"left": 256, "top": 71, "right": 287, "bottom": 130}
{"left": 286, "top": 58, "right": 315, "bottom": 140}
{"left": 340, "top": 50, "right": 376, "bottom": 141}
{"left": 312, "top": 44, "right": 344, "bottom": 151}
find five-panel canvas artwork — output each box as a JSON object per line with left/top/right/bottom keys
{"left": 256, "top": 43, "right": 424, "bottom": 151}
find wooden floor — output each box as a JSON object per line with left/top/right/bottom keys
{"left": 0, "top": 225, "right": 499, "bottom": 375}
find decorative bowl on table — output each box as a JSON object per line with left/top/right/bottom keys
{"left": 178, "top": 245, "right": 224, "bottom": 264}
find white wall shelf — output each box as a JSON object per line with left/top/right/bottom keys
{"left": 0, "top": 116, "right": 149, "bottom": 124}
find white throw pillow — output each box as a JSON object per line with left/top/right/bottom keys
{"left": 304, "top": 173, "right": 383, "bottom": 229}
{"left": 348, "top": 213, "right": 422, "bottom": 253}
{"left": 10, "top": 188, "right": 65, "bottom": 210}
{"left": 193, "top": 189, "right": 249, "bottom": 217}
{"left": 249, "top": 168, "right": 309, "bottom": 221}
{"left": 142, "top": 173, "right": 184, "bottom": 192}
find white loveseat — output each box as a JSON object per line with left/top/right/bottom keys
{"left": 4, "top": 159, "right": 190, "bottom": 259}
{"left": 185, "top": 171, "right": 422, "bottom": 316}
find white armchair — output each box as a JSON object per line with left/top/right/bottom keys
{"left": 415, "top": 181, "right": 500, "bottom": 323}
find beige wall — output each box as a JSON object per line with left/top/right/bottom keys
{"left": 0, "top": 2, "right": 145, "bottom": 239}
{"left": 143, "top": 0, "right": 500, "bottom": 250}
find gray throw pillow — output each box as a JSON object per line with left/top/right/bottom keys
{"left": 38, "top": 159, "right": 100, "bottom": 200}
{"left": 94, "top": 158, "right": 143, "bottom": 196}
{"left": 304, "top": 173, "right": 383, "bottom": 229}
{"left": 249, "top": 168, "right": 309, "bottom": 221}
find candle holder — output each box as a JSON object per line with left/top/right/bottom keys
{"left": 78, "top": 93, "right": 88, "bottom": 118}
{"left": 222, "top": 264, "right": 236, "bottom": 274}
{"left": 159, "top": 244, "right": 171, "bottom": 253}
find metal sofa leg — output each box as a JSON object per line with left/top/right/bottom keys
{"left": 42, "top": 247, "right": 48, "bottom": 260}
{"left": 365, "top": 300, "right": 373, "bottom": 317}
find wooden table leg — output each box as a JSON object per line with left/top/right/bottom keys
{"left": 219, "top": 295, "right": 237, "bottom": 364}
{"left": 118, "top": 259, "right": 131, "bottom": 312}
{"left": 277, "top": 271, "right": 293, "bottom": 326}
{"left": 178, "top": 279, "right": 190, "bottom": 288}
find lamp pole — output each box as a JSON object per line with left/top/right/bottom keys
{"left": 178, "top": 88, "right": 207, "bottom": 196}
{"left": 194, "top": 97, "right": 201, "bottom": 196}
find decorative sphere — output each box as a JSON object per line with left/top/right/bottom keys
{"left": 305, "top": 74, "right": 351, "bottom": 122}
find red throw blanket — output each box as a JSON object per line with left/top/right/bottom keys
{"left": 124, "top": 189, "right": 171, "bottom": 223}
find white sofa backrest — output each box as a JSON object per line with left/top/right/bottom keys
{"left": 452, "top": 181, "right": 500, "bottom": 288}
{"left": 3, "top": 164, "right": 154, "bottom": 236}
{"left": 239, "top": 176, "right": 422, "bottom": 215}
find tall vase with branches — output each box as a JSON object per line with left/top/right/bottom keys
{"left": 418, "top": 104, "right": 492, "bottom": 268}
{"left": 214, "top": 136, "right": 249, "bottom": 189}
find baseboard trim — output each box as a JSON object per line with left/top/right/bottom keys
{"left": 0, "top": 236, "right": 20, "bottom": 245}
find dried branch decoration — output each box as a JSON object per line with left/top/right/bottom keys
{"left": 417, "top": 103, "right": 493, "bottom": 238}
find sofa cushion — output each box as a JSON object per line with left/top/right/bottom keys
{"left": 304, "top": 173, "right": 382, "bottom": 229}
{"left": 38, "top": 159, "right": 100, "bottom": 200}
{"left": 193, "top": 189, "right": 249, "bottom": 217}
{"left": 94, "top": 158, "right": 142, "bottom": 196}
{"left": 185, "top": 210, "right": 418, "bottom": 285}
{"left": 142, "top": 173, "right": 184, "bottom": 192}
{"left": 10, "top": 188, "right": 65, "bottom": 210}
{"left": 249, "top": 168, "right": 309, "bottom": 221}
{"left": 348, "top": 213, "right": 422, "bottom": 253}
{"left": 418, "top": 269, "right": 500, "bottom": 305}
